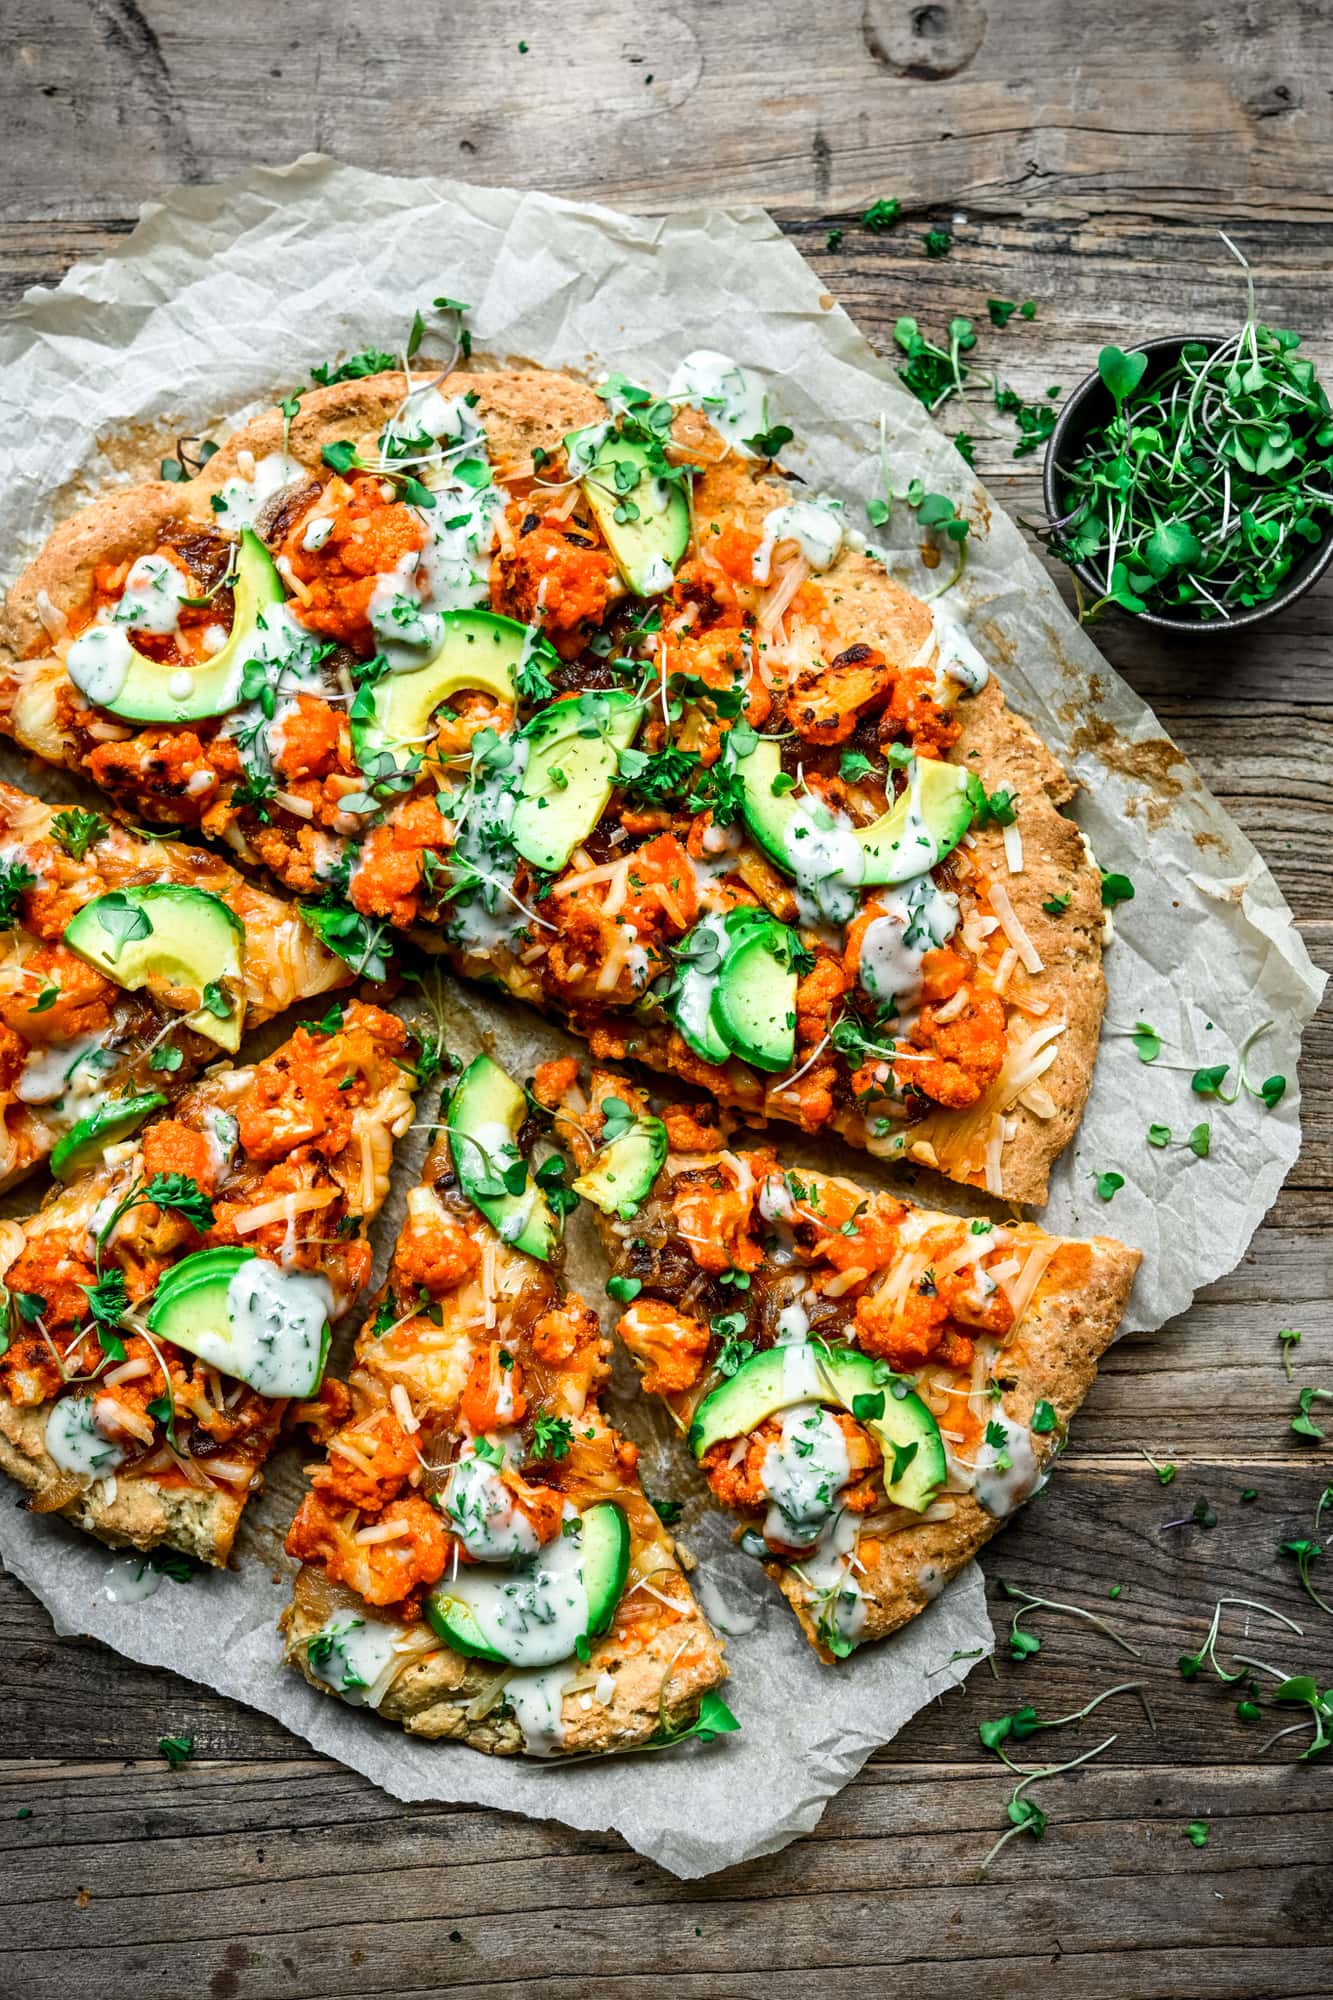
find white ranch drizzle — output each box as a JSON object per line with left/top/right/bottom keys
{"left": 442, "top": 1441, "right": 541, "bottom": 1562}
{"left": 307, "top": 1612, "right": 407, "bottom": 1706}
{"left": 667, "top": 351, "right": 769, "bottom": 454}
{"left": 65, "top": 624, "right": 135, "bottom": 708}
{"left": 782, "top": 792, "right": 864, "bottom": 929}
{"left": 503, "top": 1661, "right": 571, "bottom": 1756}
{"left": 45, "top": 1396, "right": 125, "bottom": 1480}
{"left": 760, "top": 1401, "right": 850, "bottom": 1549}
{"left": 931, "top": 604, "right": 991, "bottom": 694}
{"left": 796, "top": 1508, "right": 866, "bottom": 1650}
{"left": 447, "top": 1504, "right": 589, "bottom": 1669}
{"left": 102, "top": 1554, "right": 163, "bottom": 1603}
{"left": 206, "top": 1259, "right": 334, "bottom": 1396}
{"left": 774, "top": 1298, "right": 810, "bottom": 1345}
{"left": 752, "top": 498, "right": 846, "bottom": 584}
{"left": 211, "top": 451, "right": 301, "bottom": 533}
{"left": 857, "top": 872, "right": 961, "bottom": 1014}
{"left": 972, "top": 1412, "right": 1043, "bottom": 1519}
{"left": 112, "top": 554, "right": 188, "bottom": 635}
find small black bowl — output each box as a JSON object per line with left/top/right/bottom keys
{"left": 1042, "top": 332, "right": 1333, "bottom": 634}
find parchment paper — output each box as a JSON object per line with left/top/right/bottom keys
{"left": 0, "top": 158, "right": 1322, "bottom": 1877}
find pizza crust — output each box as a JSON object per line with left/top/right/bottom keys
{"left": 282, "top": 1583, "right": 725, "bottom": 1757}
{"left": 0, "top": 1394, "right": 254, "bottom": 1566}
{"left": 770, "top": 1233, "right": 1140, "bottom": 1656}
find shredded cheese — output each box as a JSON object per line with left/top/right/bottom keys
{"left": 987, "top": 882, "right": 1044, "bottom": 974}
{"left": 390, "top": 1383, "right": 420, "bottom": 1436}
{"left": 230, "top": 1186, "right": 337, "bottom": 1235}
{"left": 1002, "top": 820, "right": 1024, "bottom": 874}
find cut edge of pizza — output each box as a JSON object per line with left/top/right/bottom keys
{"left": 0, "top": 356, "right": 1106, "bottom": 1210}
{"left": 543, "top": 1058, "right": 1141, "bottom": 1663}
{"left": 0, "top": 777, "right": 352, "bottom": 1193}
{"left": 0, "top": 999, "right": 416, "bottom": 1566}
{"left": 281, "top": 1052, "right": 729, "bottom": 1759}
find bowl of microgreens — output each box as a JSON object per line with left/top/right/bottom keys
{"left": 1041, "top": 256, "right": 1333, "bottom": 630}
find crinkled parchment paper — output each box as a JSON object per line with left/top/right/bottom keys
{"left": 0, "top": 158, "right": 1322, "bottom": 1877}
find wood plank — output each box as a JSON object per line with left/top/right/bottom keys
{"left": 4, "top": 0, "right": 1333, "bottom": 220}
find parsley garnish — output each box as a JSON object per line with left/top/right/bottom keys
{"left": 50, "top": 808, "right": 110, "bottom": 861}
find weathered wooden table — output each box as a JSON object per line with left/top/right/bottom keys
{"left": 2, "top": 5, "right": 1330, "bottom": 1995}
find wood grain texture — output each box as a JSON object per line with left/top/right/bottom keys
{"left": 1, "top": 4, "right": 1331, "bottom": 1996}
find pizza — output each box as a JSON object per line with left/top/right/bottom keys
{"left": 0, "top": 353, "right": 1106, "bottom": 1205}
{"left": 540, "top": 1059, "right": 1140, "bottom": 1661}
{"left": 282, "top": 1053, "right": 728, "bottom": 1756}
{"left": 0, "top": 1000, "right": 415, "bottom": 1565}
{"left": 0, "top": 778, "right": 351, "bottom": 1192}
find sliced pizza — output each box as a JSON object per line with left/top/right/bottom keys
{"left": 0, "top": 1001, "right": 415, "bottom": 1565}
{"left": 542, "top": 1059, "right": 1140, "bottom": 1661}
{"left": 1, "top": 349, "right": 1104, "bottom": 1202}
{"left": 282, "top": 1053, "right": 728, "bottom": 1757}
{"left": 0, "top": 778, "right": 350, "bottom": 1191}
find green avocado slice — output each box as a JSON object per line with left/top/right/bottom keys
{"left": 710, "top": 919, "right": 800, "bottom": 1073}
{"left": 446, "top": 1053, "right": 559, "bottom": 1261}
{"left": 668, "top": 905, "right": 769, "bottom": 1067}
{"left": 688, "top": 1339, "right": 946, "bottom": 1514}
{"left": 349, "top": 609, "right": 534, "bottom": 777}
{"left": 735, "top": 737, "right": 973, "bottom": 889}
{"left": 63, "top": 884, "right": 246, "bottom": 1051}
{"left": 571, "top": 1114, "right": 668, "bottom": 1219}
{"left": 72, "top": 529, "right": 287, "bottom": 725}
{"left": 49, "top": 1091, "right": 169, "bottom": 1183}
{"left": 857, "top": 756, "right": 974, "bottom": 886}
{"left": 509, "top": 688, "right": 645, "bottom": 874}
{"left": 564, "top": 425, "right": 689, "bottom": 596}
{"left": 424, "top": 1502, "right": 630, "bottom": 1667}
{"left": 146, "top": 1245, "right": 333, "bottom": 1398}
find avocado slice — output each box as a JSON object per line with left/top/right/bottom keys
{"left": 509, "top": 689, "right": 645, "bottom": 874}
{"left": 146, "top": 1245, "right": 333, "bottom": 1398}
{"left": 857, "top": 755, "right": 974, "bottom": 886}
{"left": 571, "top": 1113, "right": 667, "bottom": 1218}
{"left": 564, "top": 425, "right": 689, "bottom": 596}
{"left": 90, "top": 529, "right": 285, "bottom": 725}
{"left": 668, "top": 906, "right": 769, "bottom": 1066}
{"left": 710, "top": 918, "right": 800, "bottom": 1073}
{"left": 446, "top": 1053, "right": 559, "bottom": 1261}
{"left": 349, "top": 609, "right": 534, "bottom": 776}
{"left": 50, "top": 1091, "right": 169, "bottom": 1183}
{"left": 424, "top": 1501, "right": 630, "bottom": 1667}
{"left": 63, "top": 884, "right": 246, "bottom": 1051}
{"left": 688, "top": 1340, "right": 946, "bottom": 1514}
{"left": 735, "top": 738, "right": 973, "bottom": 890}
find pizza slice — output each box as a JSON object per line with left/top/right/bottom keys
{"left": 0, "top": 778, "right": 351, "bottom": 1191}
{"left": 542, "top": 1059, "right": 1140, "bottom": 1661}
{"left": 282, "top": 1053, "right": 729, "bottom": 1758}
{"left": 1, "top": 348, "right": 1103, "bottom": 1204}
{"left": 0, "top": 1001, "right": 415, "bottom": 1565}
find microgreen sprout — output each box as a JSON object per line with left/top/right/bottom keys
{"left": 1177, "top": 1596, "right": 1303, "bottom": 1685}
{"left": 1002, "top": 1581, "right": 1143, "bottom": 1660}
{"left": 1281, "top": 1488, "right": 1333, "bottom": 1617}
{"left": 1043, "top": 239, "right": 1333, "bottom": 622}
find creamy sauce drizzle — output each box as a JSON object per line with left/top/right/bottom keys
{"left": 760, "top": 1401, "right": 850, "bottom": 1549}
{"left": 752, "top": 498, "right": 846, "bottom": 584}
{"left": 782, "top": 793, "right": 864, "bottom": 929}
{"left": 448, "top": 1506, "right": 589, "bottom": 1668}
{"left": 219, "top": 1258, "right": 334, "bottom": 1394}
{"left": 973, "top": 1413, "right": 1042, "bottom": 1519}
{"left": 307, "top": 1612, "right": 406, "bottom": 1706}
{"left": 45, "top": 1396, "right": 125, "bottom": 1479}
{"left": 667, "top": 350, "right": 769, "bottom": 454}
{"left": 442, "top": 1442, "right": 541, "bottom": 1561}
{"left": 857, "top": 871, "right": 960, "bottom": 1014}
{"left": 211, "top": 451, "right": 301, "bottom": 533}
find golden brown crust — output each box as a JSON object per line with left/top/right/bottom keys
{"left": 772, "top": 1232, "right": 1140, "bottom": 1653}
{"left": 556, "top": 1060, "right": 1140, "bottom": 1663}
{"left": 1, "top": 367, "right": 1104, "bottom": 1206}
{"left": 0, "top": 1395, "right": 249, "bottom": 1565}
{"left": 281, "top": 1583, "right": 724, "bottom": 1756}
